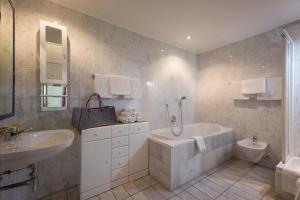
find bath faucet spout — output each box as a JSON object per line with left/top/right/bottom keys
{"left": 252, "top": 135, "right": 257, "bottom": 145}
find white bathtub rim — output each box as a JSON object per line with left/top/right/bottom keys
{"left": 149, "top": 122, "right": 233, "bottom": 148}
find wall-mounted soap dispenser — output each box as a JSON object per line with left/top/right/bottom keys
{"left": 39, "top": 20, "right": 68, "bottom": 111}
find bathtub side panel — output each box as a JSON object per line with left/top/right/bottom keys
{"left": 171, "top": 143, "right": 203, "bottom": 190}
{"left": 170, "top": 130, "right": 235, "bottom": 190}
{"left": 149, "top": 139, "right": 172, "bottom": 188}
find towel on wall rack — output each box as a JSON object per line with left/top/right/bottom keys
{"left": 241, "top": 78, "right": 266, "bottom": 94}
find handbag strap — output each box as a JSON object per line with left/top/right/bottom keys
{"left": 85, "top": 93, "right": 104, "bottom": 109}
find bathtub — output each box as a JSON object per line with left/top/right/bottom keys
{"left": 149, "top": 122, "right": 234, "bottom": 190}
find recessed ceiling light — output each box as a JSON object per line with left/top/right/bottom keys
{"left": 187, "top": 35, "right": 191, "bottom": 40}
{"left": 160, "top": 49, "right": 165, "bottom": 53}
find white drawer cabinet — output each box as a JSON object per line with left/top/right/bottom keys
{"left": 81, "top": 127, "right": 111, "bottom": 200}
{"left": 112, "top": 136, "right": 129, "bottom": 148}
{"left": 129, "top": 123, "right": 149, "bottom": 134}
{"left": 129, "top": 124, "right": 149, "bottom": 175}
{"left": 112, "top": 124, "right": 128, "bottom": 137}
{"left": 112, "top": 146, "right": 129, "bottom": 159}
{"left": 111, "top": 166, "right": 129, "bottom": 181}
{"left": 81, "top": 126, "right": 111, "bottom": 142}
{"left": 80, "top": 122, "right": 149, "bottom": 200}
{"left": 112, "top": 156, "right": 128, "bottom": 170}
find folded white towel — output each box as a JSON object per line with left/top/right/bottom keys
{"left": 241, "top": 78, "right": 266, "bottom": 94}
{"left": 230, "top": 81, "right": 249, "bottom": 100}
{"left": 194, "top": 136, "right": 206, "bottom": 152}
{"left": 109, "top": 75, "right": 131, "bottom": 95}
{"left": 257, "top": 77, "right": 282, "bottom": 100}
{"left": 94, "top": 74, "right": 113, "bottom": 98}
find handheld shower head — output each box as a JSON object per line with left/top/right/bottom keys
{"left": 179, "top": 96, "right": 186, "bottom": 105}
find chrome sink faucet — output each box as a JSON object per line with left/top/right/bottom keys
{"left": 252, "top": 135, "right": 257, "bottom": 145}
{"left": 0, "top": 126, "right": 33, "bottom": 142}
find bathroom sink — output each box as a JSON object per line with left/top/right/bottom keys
{"left": 237, "top": 138, "right": 268, "bottom": 163}
{"left": 0, "top": 129, "right": 74, "bottom": 171}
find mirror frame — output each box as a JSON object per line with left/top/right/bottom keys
{"left": 0, "top": 0, "right": 15, "bottom": 120}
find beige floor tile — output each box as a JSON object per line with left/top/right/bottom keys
{"left": 100, "top": 191, "right": 117, "bottom": 200}
{"left": 222, "top": 190, "right": 246, "bottom": 200}
{"left": 185, "top": 186, "right": 212, "bottom": 200}
{"left": 177, "top": 191, "right": 198, "bottom": 200}
{"left": 238, "top": 177, "right": 272, "bottom": 192}
{"left": 228, "top": 184, "right": 262, "bottom": 200}
{"left": 131, "top": 192, "right": 149, "bottom": 200}
{"left": 123, "top": 182, "right": 140, "bottom": 196}
{"left": 134, "top": 178, "right": 151, "bottom": 191}
{"left": 206, "top": 175, "right": 233, "bottom": 189}
{"left": 142, "top": 187, "right": 164, "bottom": 200}
{"left": 215, "top": 196, "right": 231, "bottom": 200}
{"left": 152, "top": 183, "right": 175, "bottom": 199}
{"left": 188, "top": 174, "right": 208, "bottom": 185}
{"left": 143, "top": 176, "right": 158, "bottom": 186}
{"left": 172, "top": 186, "right": 184, "bottom": 195}
{"left": 168, "top": 196, "right": 182, "bottom": 200}
{"left": 111, "top": 186, "right": 130, "bottom": 200}
{"left": 193, "top": 178, "right": 226, "bottom": 199}
{"left": 181, "top": 182, "right": 192, "bottom": 190}
{"left": 88, "top": 196, "right": 100, "bottom": 200}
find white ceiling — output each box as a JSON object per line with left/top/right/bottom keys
{"left": 50, "top": 0, "right": 300, "bottom": 54}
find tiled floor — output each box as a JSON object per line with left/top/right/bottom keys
{"left": 88, "top": 159, "right": 290, "bottom": 200}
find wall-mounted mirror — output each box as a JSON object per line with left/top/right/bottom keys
{"left": 0, "top": 0, "right": 15, "bottom": 120}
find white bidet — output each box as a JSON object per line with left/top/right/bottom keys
{"left": 237, "top": 138, "right": 268, "bottom": 163}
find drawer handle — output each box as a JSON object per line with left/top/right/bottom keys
{"left": 105, "top": 160, "right": 109, "bottom": 164}
{"left": 118, "top": 141, "right": 122, "bottom": 144}
{"left": 118, "top": 152, "right": 121, "bottom": 155}
{"left": 118, "top": 130, "right": 122, "bottom": 133}
{"left": 137, "top": 127, "right": 141, "bottom": 130}
{"left": 94, "top": 133, "right": 98, "bottom": 136}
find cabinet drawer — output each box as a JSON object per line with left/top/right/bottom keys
{"left": 129, "top": 123, "right": 149, "bottom": 134}
{"left": 112, "top": 136, "right": 129, "bottom": 148}
{"left": 111, "top": 166, "right": 128, "bottom": 181}
{"left": 112, "top": 146, "right": 128, "bottom": 159}
{"left": 112, "top": 125, "right": 128, "bottom": 137}
{"left": 81, "top": 126, "right": 111, "bottom": 142}
{"left": 112, "top": 156, "right": 128, "bottom": 170}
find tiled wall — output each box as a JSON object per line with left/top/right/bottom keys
{"left": 0, "top": 0, "right": 198, "bottom": 199}
{"left": 197, "top": 29, "right": 284, "bottom": 168}
{"left": 285, "top": 21, "right": 300, "bottom": 157}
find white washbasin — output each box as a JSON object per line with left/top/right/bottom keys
{"left": 0, "top": 129, "right": 74, "bottom": 171}
{"left": 237, "top": 138, "right": 268, "bottom": 163}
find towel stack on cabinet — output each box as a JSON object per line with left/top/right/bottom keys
{"left": 80, "top": 122, "right": 149, "bottom": 200}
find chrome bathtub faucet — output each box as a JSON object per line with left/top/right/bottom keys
{"left": 252, "top": 135, "right": 257, "bottom": 145}
{"left": 171, "top": 115, "right": 177, "bottom": 125}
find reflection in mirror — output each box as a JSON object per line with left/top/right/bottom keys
{"left": 0, "top": 0, "right": 14, "bottom": 119}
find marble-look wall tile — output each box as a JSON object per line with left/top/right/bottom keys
{"left": 0, "top": 0, "right": 198, "bottom": 199}
{"left": 197, "top": 29, "right": 285, "bottom": 168}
